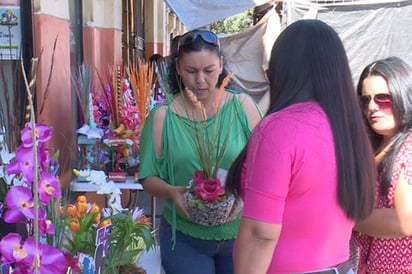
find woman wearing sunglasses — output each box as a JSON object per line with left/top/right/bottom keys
{"left": 138, "top": 29, "right": 262, "bottom": 274}
{"left": 226, "top": 19, "right": 376, "bottom": 274}
{"left": 353, "top": 56, "right": 412, "bottom": 273}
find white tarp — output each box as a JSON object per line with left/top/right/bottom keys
{"left": 164, "top": 0, "right": 271, "bottom": 30}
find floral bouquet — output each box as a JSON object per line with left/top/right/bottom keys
{"left": 181, "top": 74, "right": 243, "bottom": 226}
{"left": 74, "top": 60, "right": 165, "bottom": 177}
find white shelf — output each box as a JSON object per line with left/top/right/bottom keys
{"left": 70, "top": 176, "right": 143, "bottom": 192}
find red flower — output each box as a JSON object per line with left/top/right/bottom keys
{"left": 194, "top": 177, "right": 225, "bottom": 202}
{"left": 193, "top": 170, "right": 205, "bottom": 185}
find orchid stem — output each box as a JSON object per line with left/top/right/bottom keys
{"left": 20, "top": 57, "right": 40, "bottom": 273}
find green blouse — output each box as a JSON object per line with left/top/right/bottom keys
{"left": 139, "top": 91, "right": 254, "bottom": 240}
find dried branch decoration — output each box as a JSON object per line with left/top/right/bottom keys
{"left": 128, "top": 58, "right": 154, "bottom": 126}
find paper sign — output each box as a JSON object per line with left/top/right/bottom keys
{"left": 0, "top": 6, "right": 21, "bottom": 59}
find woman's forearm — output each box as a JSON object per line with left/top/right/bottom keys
{"left": 234, "top": 218, "right": 280, "bottom": 274}
{"left": 141, "top": 176, "right": 174, "bottom": 199}
{"left": 354, "top": 208, "right": 412, "bottom": 237}
{"left": 141, "top": 176, "right": 190, "bottom": 217}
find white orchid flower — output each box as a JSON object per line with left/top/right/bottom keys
{"left": 109, "top": 194, "right": 124, "bottom": 213}
{"left": 89, "top": 170, "right": 108, "bottom": 185}
{"left": 0, "top": 146, "right": 15, "bottom": 164}
{"left": 102, "top": 208, "right": 112, "bottom": 218}
{"left": 0, "top": 167, "right": 16, "bottom": 186}
{"left": 94, "top": 181, "right": 121, "bottom": 195}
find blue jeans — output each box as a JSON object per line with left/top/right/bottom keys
{"left": 159, "top": 218, "right": 235, "bottom": 274}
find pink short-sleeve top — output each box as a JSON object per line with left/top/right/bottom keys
{"left": 240, "top": 101, "right": 354, "bottom": 273}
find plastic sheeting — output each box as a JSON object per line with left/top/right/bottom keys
{"left": 164, "top": 0, "right": 271, "bottom": 30}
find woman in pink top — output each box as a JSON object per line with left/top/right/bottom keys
{"left": 353, "top": 57, "right": 412, "bottom": 273}
{"left": 225, "top": 19, "right": 377, "bottom": 274}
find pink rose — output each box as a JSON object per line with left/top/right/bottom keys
{"left": 194, "top": 177, "right": 225, "bottom": 202}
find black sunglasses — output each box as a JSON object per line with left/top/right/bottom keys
{"left": 178, "top": 30, "right": 220, "bottom": 52}
{"left": 359, "top": 93, "right": 392, "bottom": 109}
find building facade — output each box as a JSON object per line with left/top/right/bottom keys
{"left": 0, "top": 0, "right": 185, "bottom": 188}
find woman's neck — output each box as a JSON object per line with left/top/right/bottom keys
{"left": 375, "top": 139, "right": 393, "bottom": 163}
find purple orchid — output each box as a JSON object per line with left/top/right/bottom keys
{"left": 38, "top": 171, "right": 61, "bottom": 204}
{"left": 38, "top": 218, "right": 55, "bottom": 235}
{"left": 0, "top": 233, "right": 26, "bottom": 264}
{"left": 4, "top": 186, "right": 35, "bottom": 223}
{"left": 6, "top": 146, "right": 35, "bottom": 183}
{"left": 20, "top": 123, "right": 52, "bottom": 148}
{"left": 35, "top": 241, "right": 67, "bottom": 273}
{"left": 5, "top": 142, "right": 50, "bottom": 184}
{"left": 38, "top": 142, "right": 51, "bottom": 171}
{"left": 0, "top": 234, "right": 66, "bottom": 273}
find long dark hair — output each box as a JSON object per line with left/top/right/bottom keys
{"left": 167, "top": 30, "right": 230, "bottom": 95}
{"left": 226, "top": 19, "right": 376, "bottom": 221}
{"left": 356, "top": 56, "right": 412, "bottom": 196}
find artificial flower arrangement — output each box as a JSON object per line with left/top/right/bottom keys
{"left": 0, "top": 122, "right": 156, "bottom": 273}
{"left": 74, "top": 61, "right": 164, "bottom": 180}
{"left": 181, "top": 74, "right": 243, "bottom": 226}
{"left": 62, "top": 193, "right": 155, "bottom": 274}
{"left": 0, "top": 122, "right": 68, "bottom": 273}
{"left": 70, "top": 170, "right": 156, "bottom": 273}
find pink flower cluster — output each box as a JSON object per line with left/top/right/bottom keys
{"left": 119, "top": 80, "right": 143, "bottom": 134}
{"left": 192, "top": 170, "right": 225, "bottom": 202}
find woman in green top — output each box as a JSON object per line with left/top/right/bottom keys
{"left": 139, "top": 29, "right": 261, "bottom": 274}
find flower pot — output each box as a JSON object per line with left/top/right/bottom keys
{"left": 119, "top": 265, "right": 146, "bottom": 274}
{"left": 183, "top": 192, "right": 243, "bottom": 226}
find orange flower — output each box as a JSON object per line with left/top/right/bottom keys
{"left": 90, "top": 203, "right": 100, "bottom": 213}
{"left": 138, "top": 215, "right": 150, "bottom": 225}
{"left": 76, "top": 201, "right": 88, "bottom": 216}
{"left": 68, "top": 218, "right": 80, "bottom": 232}
{"left": 90, "top": 203, "right": 101, "bottom": 224}
{"left": 99, "top": 219, "right": 111, "bottom": 228}
{"left": 76, "top": 195, "right": 87, "bottom": 204}
{"left": 66, "top": 204, "right": 77, "bottom": 217}
{"left": 93, "top": 213, "right": 101, "bottom": 224}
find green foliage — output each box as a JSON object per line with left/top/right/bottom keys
{"left": 103, "top": 211, "right": 156, "bottom": 274}
{"left": 64, "top": 211, "right": 99, "bottom": 257}
{"left": 211, "top": 9, "right": 254, "bottom": 35}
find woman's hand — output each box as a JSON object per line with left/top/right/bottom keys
{"left": 171, "top": 186, "right": 190, "bottom": 218}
